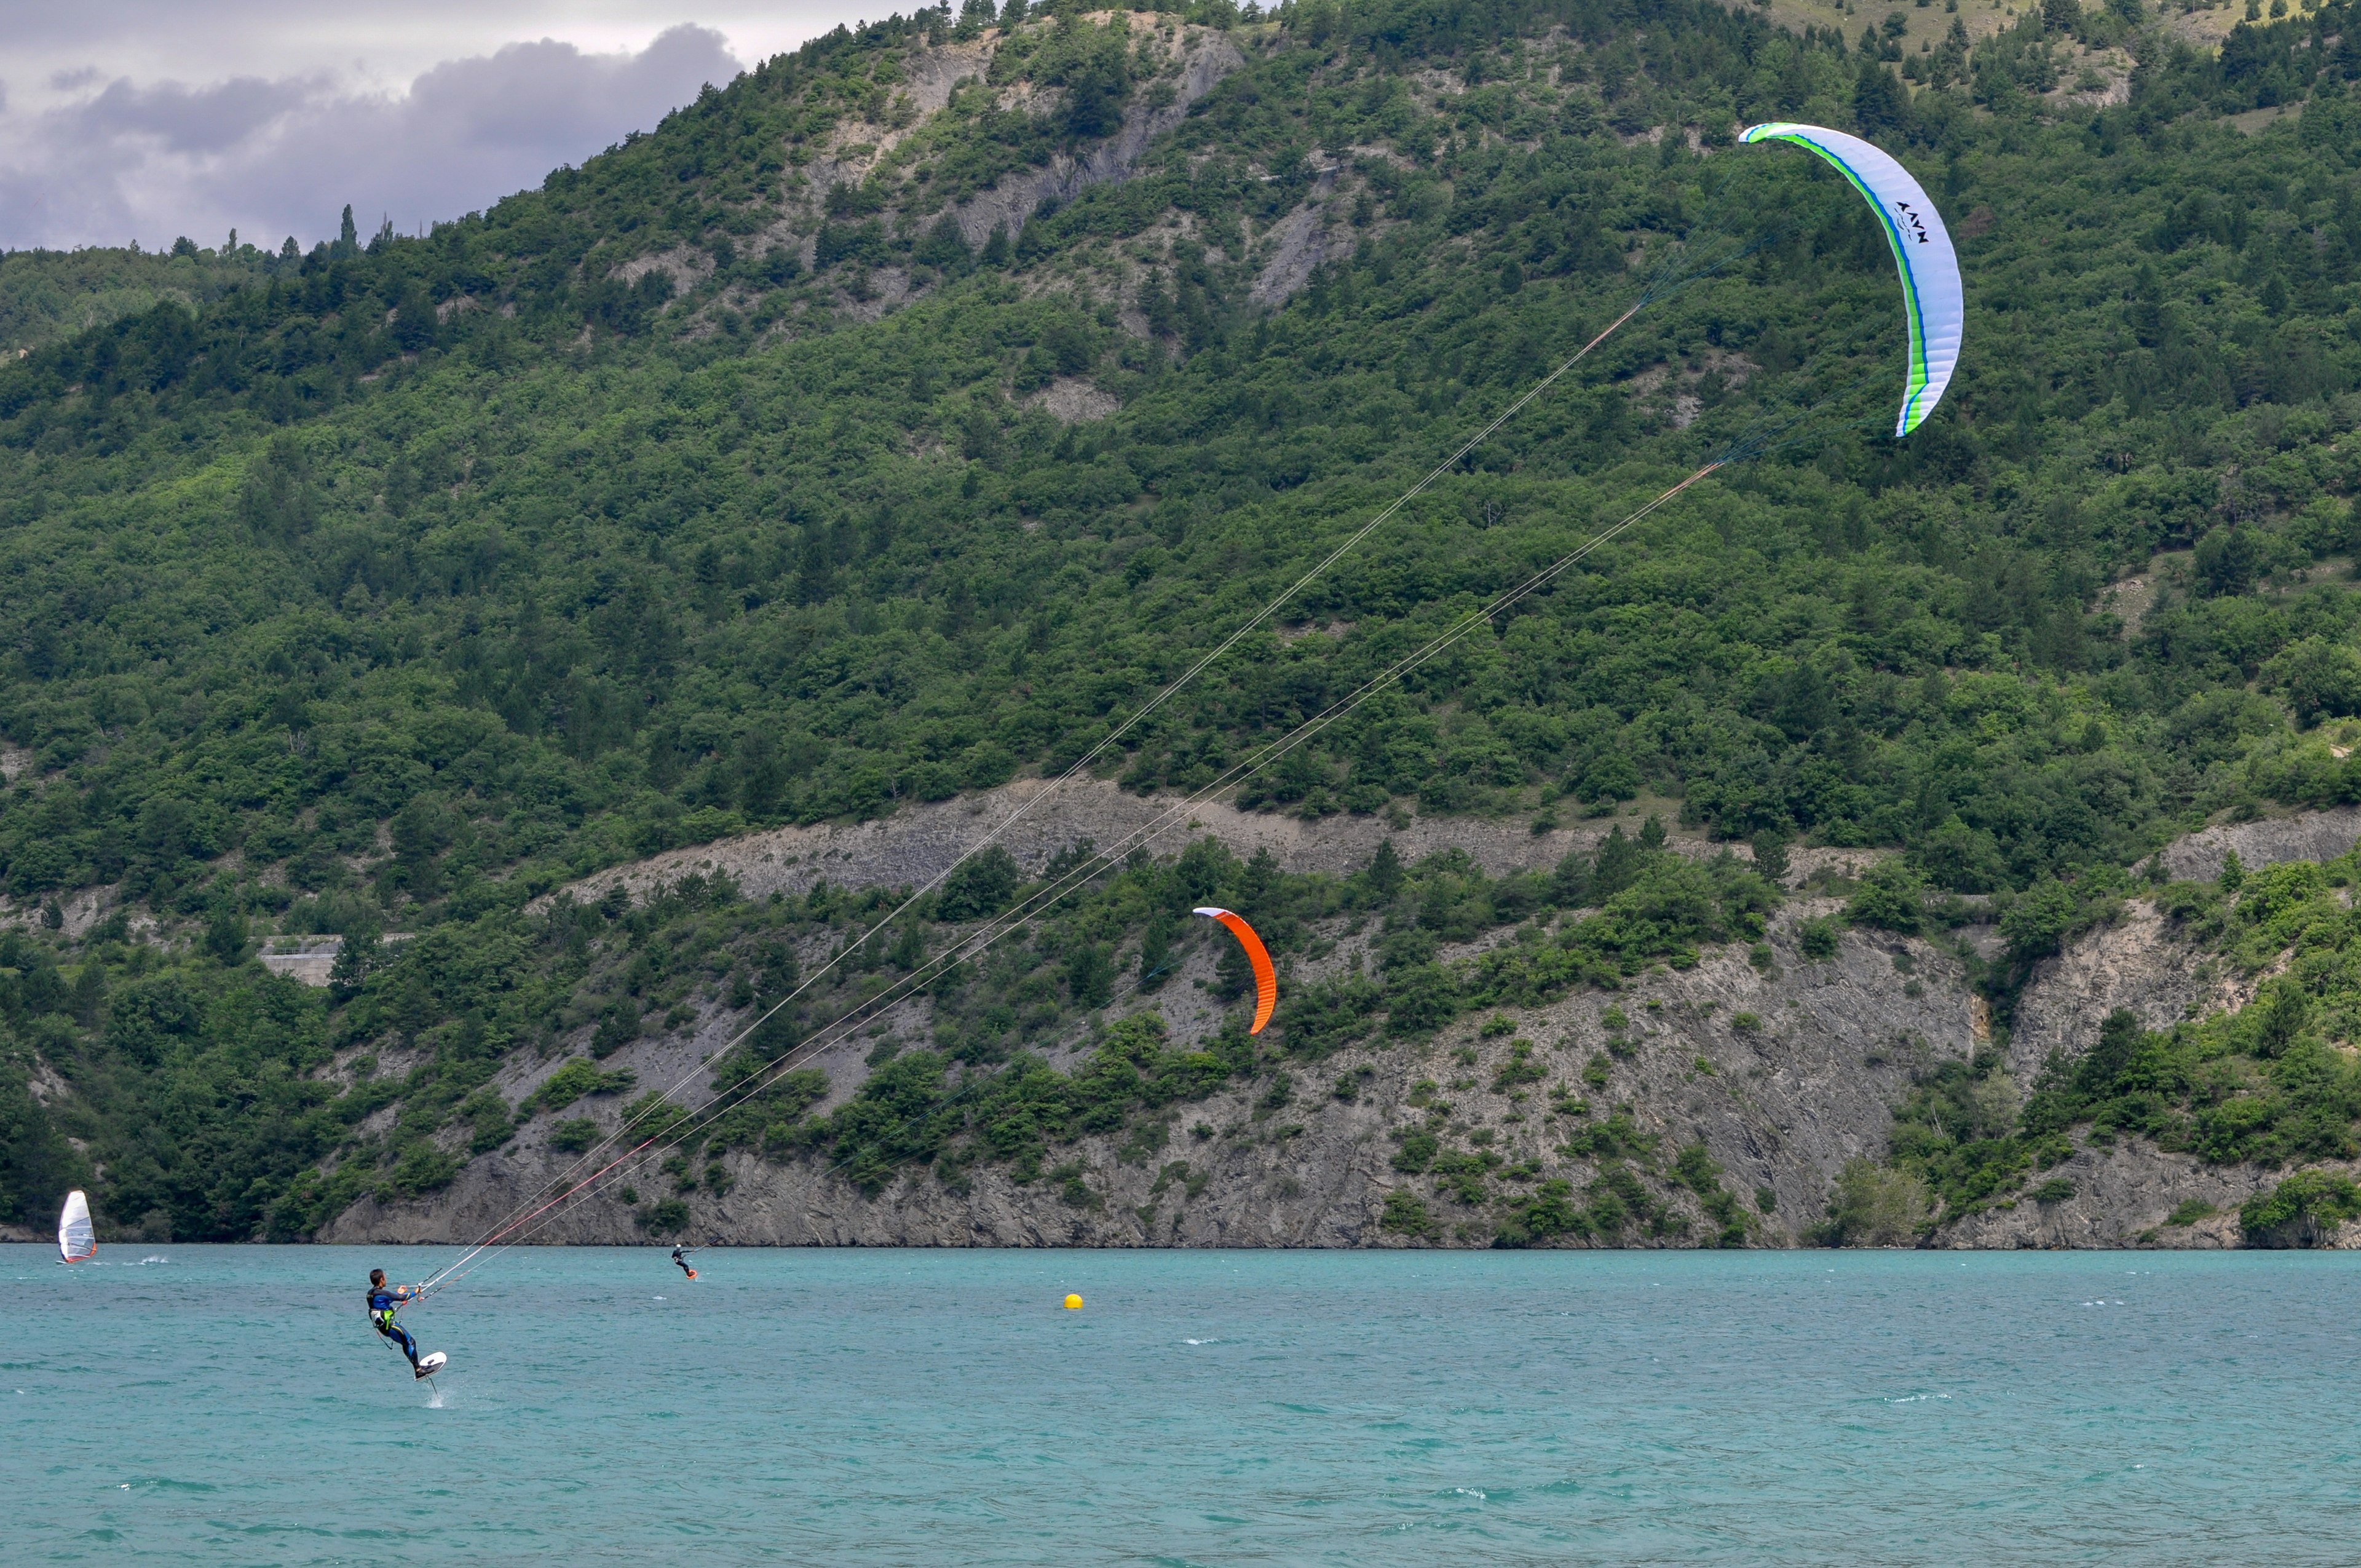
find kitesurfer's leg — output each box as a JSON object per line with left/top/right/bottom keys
{"left": 389, "top": 1322, "right": 421, "bottom": 1367}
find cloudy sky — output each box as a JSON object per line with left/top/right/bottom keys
{"left": 0, "top": 2, "right": 882, "bottom": 253}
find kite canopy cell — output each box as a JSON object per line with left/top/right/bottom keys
{"left": 1193, "top": 907, "right": 1277, "bottom": 1034}
{"left": 1739, "top": 122, "right": 1964, "bottom": 438}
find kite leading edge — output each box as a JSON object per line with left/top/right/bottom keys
{"left": 1193, "top": 907, "right": 1277, "bottom": 1034}
{"left": 1739, "top": 122, "right": 1964, "bottom": 438}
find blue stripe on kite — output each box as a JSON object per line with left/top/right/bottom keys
{"left": 1763, "top": 131, "right": 1937, "bottom": 435}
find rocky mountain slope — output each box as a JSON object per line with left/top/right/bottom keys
{"left": 15, "top": 0, "right": 2361, "bottom": 1253}
{"left": 321, "top": 801, "right": 2361, "bottom": 1251}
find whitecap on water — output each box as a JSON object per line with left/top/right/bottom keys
{"left": 1183, "top": 1338, "right": 1217, "bottom": 1346}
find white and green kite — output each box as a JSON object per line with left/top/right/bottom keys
{"left": 1739, "top": 123, "right": 1964, "bottom": 439}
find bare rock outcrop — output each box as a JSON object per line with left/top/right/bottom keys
{"left": 1936, "top": 1141, "right": 2278, "bottom": 1249}
{"left": 548, "top": 775, "right": 1880, "bottom": 913}
{"left": 2159, "top": 806, "right": 2361, "bottom": 882}
{"left": 555, "top": 777, "right": 1583, "bottom": 906}
{"left": 1248, "top": 169, "right": 1349, "bottom": 306}
{"left": 2004, "top": 903, "right": 2225, "bottom": 1084}
{"left": 942, "top": 26, "right": 1246, "bottom": 249}
{"left": 2009, "top": 805, "right": 2361, "bottom": 1082}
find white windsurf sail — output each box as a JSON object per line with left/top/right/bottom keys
{"left": 58, "top": 1189, "right": 95, "bottom": 1262}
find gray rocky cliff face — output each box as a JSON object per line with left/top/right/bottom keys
{"left": 542, "top": 773, "right": 1878, "bottom": 911}
{"left": 322, "top": 899, "right": 1971, "bottom": 1251}
{"left": 315, "top": 803, "right": 2361, "bottom": 1252}
{"left": 2159, "top": 807, "right": 2361, "bottom": 883}
{"left": 1934, "top": 1141, "right": 2273, "bottom": 1250}
{"left": 942, "top": 28, "right": 1247, "bottom": 251}
{"left": 2004, "top": 904, "right": 2225, "bottom": 1087}
{"left": 2006, "top": 806, "right": 2361, "bottom": 1084}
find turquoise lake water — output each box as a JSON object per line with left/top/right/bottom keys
{"left": 6, "top": 1245, "right": 2360, "bottom": 1564}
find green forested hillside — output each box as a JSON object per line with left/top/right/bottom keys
{"left": 9, "top": 0, "right": 2361, "bottom": 1238}
{"left": 0, "top": 241, "right": 276, "bottom": 358}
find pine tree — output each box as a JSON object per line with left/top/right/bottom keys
{"left": 1852, "top": 60, "right": 1910, "bottom": 137}
{"left": 1593, "top": 826, "right": 1642, "bottom": 900}
{"left": 328, "top": 931, "right": 378, "bottom": 1002}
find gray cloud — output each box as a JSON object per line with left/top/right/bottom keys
{"left": 69, "top": 77, "right": 293, "bottom": 156}
{"left": 0, "top": 25, "right": 742, "bottom": 251}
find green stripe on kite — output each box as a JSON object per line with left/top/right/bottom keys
{"left": 1739, "top": 123, "right": 1964, "bottom": 438}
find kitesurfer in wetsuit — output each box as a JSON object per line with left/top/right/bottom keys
{"left": 671, "top": 1245, "right": 698, "bottom": 1280}
{"left": 368, "top": 1269, "right": 430, "bottom": 1376}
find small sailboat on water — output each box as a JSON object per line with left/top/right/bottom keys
{"left": 57, "top": 1190, "right": 94, "bottom": 1263}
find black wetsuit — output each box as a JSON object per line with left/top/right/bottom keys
{"left": 672, "top": 1247, "right": 697, "bottom": 1278}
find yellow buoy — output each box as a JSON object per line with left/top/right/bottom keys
{"left": 1063, "top": 1293, "right": 1083, "bottom": 1310}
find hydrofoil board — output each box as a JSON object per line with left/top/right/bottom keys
{"left": 415, "top": 1352, "right": 448, "bottom": 1379}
